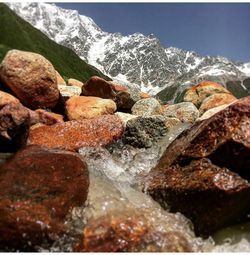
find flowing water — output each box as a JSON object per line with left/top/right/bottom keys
{"left": 16, "top": 123, "right": 250, "bottom": 252}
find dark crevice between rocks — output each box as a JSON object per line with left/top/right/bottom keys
{"left": 208, "top": 140, "right": 250, "bottom": 181}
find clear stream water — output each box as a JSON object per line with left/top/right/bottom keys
{"left": 24, "top": 123, "right": 250, "bottom": 252}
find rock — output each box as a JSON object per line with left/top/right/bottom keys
{"left": 198, "top": 104, "right": 230, "bottom": 121}
{"left": 58, "top": 85, "right": 81, "bottom": 103}
{"left": 0, "top": 145, "right": 89, "bottom": 250}
{"left": 162, "top": 102, "right": 199, "bottom": 123}
{"left": 109, "top": 81, "right": 128, "bottom": 93}
{"left": 164, "top": 117, "right": 181, "bottom": 130}
{"left": 155, "top": 96, "right": 250, "bottom": 179}
{"left": 68, "top": 78, "right": 83, "bottom": 88}
{"left": 199, "top": 93, "right": 237, "bottom": 114}
{"left": 82, "top": 76, "right": 116, "bottom": 99}
{"left": 115, "top": 89, "right": 141, "bottom": 111}
{"left": 145, "top": 96, "right": 250, "bottom": 236}
{"left": 28, "top": 115, "right": 124, "bottom": 152}
{"left": 76, "top": 210, "right": 193, "bottom": 252}
{"left": 0, "top": 90, "right": 19, "bottom": 106}
{"left": 140, "top": 92, "right": 151, "bottom": 99}
{"left": 0, "top": 50, "right": 59, "bottom": 109}
{"left": 0, "top": 102, "right": 30, "bottom": 152}
{"left": 123, "top": 116, "right": 167, "bottom": 148}
{"left": 29, "top": 109, "right": 64, "bottom": 126}
{"left": 56, "top": 71, "right": 66, "bottom": 85}
{"left": 131, "top": 98, "right": 162, "bottom": 116}
{"left": 65, "top": 96, "right": 117, "bottom": 120}
{"left": 115, "top": 112, "right": 137, "bottom": 126}
{"left": 146, "top": 158, "right": 250, "bottom": 237}
{"left": 184, "top": 81, "right": 232, "bottom": 107}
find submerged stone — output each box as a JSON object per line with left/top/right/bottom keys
{"left": 0, "top": 145, "right": 89, "bottom": 250}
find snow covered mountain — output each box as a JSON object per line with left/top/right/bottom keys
{"left": 7, "top": 2, "right": 250, "bottom": 100}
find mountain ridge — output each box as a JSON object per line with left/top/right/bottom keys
{"left": 0, "top": 3, "right": 109, "bottom": 84}
{"left": 6, "top": 2, "right": 250, "bottom": 101}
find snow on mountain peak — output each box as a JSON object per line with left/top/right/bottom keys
{"left": 6, "top": 2, "right": 250, "bottom": 96}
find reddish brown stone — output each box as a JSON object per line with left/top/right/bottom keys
{"left": 29, "top": 109, "right": 64, "bottom": 126}
{"left": 28, "top": 115, "right": 124, "bottom": 152}
{"left": 0, "top": 50, "right": 59, "bottom": 109}
{"left": 75, "top": 211, "right": 193, "bottom": 252}
{"left": 0, "top": 145, "right": 89, "bottom": 250}
{"left": 0, "top": 102, "right": 30, "bottom": 151}
{"left": 82, "top": 76, "right": 116, "bottom": 99}
{"left": 0, "top": 90, "right": 19, "bottom": 107}
{"left": 145, "top": 96, "right": 250, "bottom": 236}
{"left": 146, "top": 159, "right": 250, "bottom": 237}
{"left": 155, "top": 96, "right": 250, "bottom": 179}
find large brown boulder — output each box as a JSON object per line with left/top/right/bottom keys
{"left": 0, "top": 50, "right": 59, "bottom": 109}
{"left": 28, "top": 115, "right": 124, "bottom": 152}
{"left": 65, "top": 96, "right": 116, "bottom": 120}
{"left": 0, "top": 145, "right": 89, "bottom": 250}
{"left": 82, "top": 76, "right": 116, "bottom": 99}
{"left": 144, "top": 96, "right": 250, "bottom": 236}
{"left": 183, "top": 81, "right": 232, "bottom": 107}
{"left": 0, "top": 102, "right": 30, "bottom": 152}
{"left": 75, "top": 210, "right": 193, "bottom": 252}
{"left": 146, "top": 159, "right": 250, "bottom": 237}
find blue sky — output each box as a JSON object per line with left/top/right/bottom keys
{"left": 56, "top": 3, "right": 250, "bottom": 63}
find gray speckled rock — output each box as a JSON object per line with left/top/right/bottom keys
{"left": 122, "top": 116, "right": 167, "bottom": 148}
{"left": 162, "top": 102, "right": 199, "bottom": 123}
{"left": 131, "top": 98, "right": 161, "bottom": 117}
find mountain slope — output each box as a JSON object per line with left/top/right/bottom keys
{"left": 7, "top": 2, "right": 250, "bottom": 100}
{"left": 0, "top": 3, "right": 109, "bottom": 83}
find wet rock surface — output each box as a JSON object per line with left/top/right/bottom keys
{"left": 76, "top": 210, "right": 194, "bottom": 252}
{"left": 0, "top": 50, "right": 59, "bottom": 109}
{"left": 146, "top": 159, "right": 250, "bottom": 237}
{"left": 28, "top": 115, "right": 124, "bottom": 152}
{"left": 145, "top": 96, "right": 250, "bottom": 237}
{"left": 0, "top": 145, "right": 89, "bottom": 251}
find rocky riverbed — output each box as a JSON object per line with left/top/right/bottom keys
{"left": 0, "top": 49, "right": 250, "bottom": 252}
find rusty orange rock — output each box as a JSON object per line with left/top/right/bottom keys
{"left": 199, "top": 93, "right": 237, "bottom": 114}
{"left": 28, "top": 115, "right": 124, "bottom": 152}
{"left": 184, "top": 80, "right": 232, "bottom": 107}
{"left": 65, "top": 96, "right": 116, "bottom": 120}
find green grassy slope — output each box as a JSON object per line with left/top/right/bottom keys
{"left": 0, "top": 3, "right": 110, "bottom": 82}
